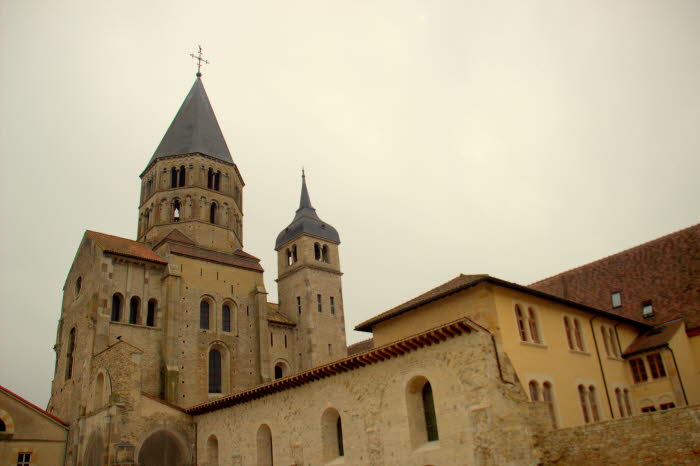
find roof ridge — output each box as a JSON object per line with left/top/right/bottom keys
{"left": 529, "top": 222, "right": 699, "bottom": 286}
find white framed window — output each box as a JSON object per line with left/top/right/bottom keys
{"left": 611, "top": 291, "right": 622, "bottom": 308}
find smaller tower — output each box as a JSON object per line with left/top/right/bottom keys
{"left": 276, "top": 172, "right": 346, "bottom": 370}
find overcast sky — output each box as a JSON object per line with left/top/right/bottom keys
{"left": 1, "top": 0, "right": 698, "bottom": 408}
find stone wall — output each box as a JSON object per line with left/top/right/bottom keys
{"left": 539, "top": 404, "right": 700, "bottom": 465}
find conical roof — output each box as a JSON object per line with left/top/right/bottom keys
{"left": 147, "top": 77, "right": 233, "bottom": 167}
{"left": 275, "top": 172, "right": 340, "bottom": 249}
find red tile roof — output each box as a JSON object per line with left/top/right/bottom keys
{"left": 623, "top": 320, "right": 684, "bottom": 357}
{"left": 86, "top": 230, "right": 167, "bottom": 265}
{"left": 530, "top": 224, "right": 700, "bottom": 330}
{"left": 347, "top": 338, "right": 374, "bottom": 355}
{"left": 355, "top": 274, "right": 646, "bottom": 332}
{"left": 168, "top": 243, "right": 264, "bottom": 272}
{"left": 154, "top": 228, "right": 196, "bottom": 248}
{"left": 0, "top": 384, "right": 68, "bottom": 427}
{"left": 186, "top": 318, "right": 478, "bottom": 415}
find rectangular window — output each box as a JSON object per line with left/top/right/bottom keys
{"left": 659, "top": 402, "right": 675, "bottom": 410}
{"left": 296, "top": 296, "right": 301, "bottom": 314}
{"left": 611, "top": 291, "right": 622, "bottom": 308}
{"left": 328, "top": 343, "right": 332, "bottom": 354}
{"left": 647, "top": 353, "right": 666, "bottom": 379}
{"left": 317, "top": 294, "right": 322, "bottom": 313}
{"left": 284, "top": 335, "right": 287, "bottom": 348}
{"left": 330, "top": 297, "right": 335, "bottom": 315}
{"left": 629, "top": 358, "right": 648, "bottom": 383}
{"left": 642, "top": 300, "right": 654, "bottom": 318}
{"left": 17, "top": 453, "right": 31, "bottom": 466}
{"left": 641, "top": 406, "right": 656, "bottom": 413}
{"left": 270, "top": 333, "right": 273, "bottom": 346}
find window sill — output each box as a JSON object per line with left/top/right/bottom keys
{"left": 414, "top": 440, "right": 440, "bottom": 453}
{"left": 519, "top": 341, "right": 548, "bottom": 349}
{"left": 568, "top": 349, "right": 590, "bottom": 356}
{"left": 110, "top": 321, "right": 161, "bottom": 331}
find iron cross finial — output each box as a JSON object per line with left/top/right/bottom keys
{"left": 190, "top": 45, "right": 210, "bottom": 77}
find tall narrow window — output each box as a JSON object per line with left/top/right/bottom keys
{"left": 178, "top": 165, "right": 186, "bottom": 187}
{"left": 222, "top": 305, "right": 231, "bottom": 332}
{"left": 200, "top": 300, "right": 210, "bottom": 330}
{"left": 207, "top": 168, "right": 214, "bottom": 189}
{"left": 206, "top": 435, "right": 219, "bottom": 466}
{"left": 573, "top": 318, "right": 584, "bottom": 350}
{"left": 336, "top": 417, "right": 344, "bottom": 457}
{"left": 274, "top": 364, "right": 283, "bottom": 380}
{"left": 314, "top": 243, "right": 321, "bottom": 260}
{"left": 66, "top": 328, "right": 76, "bottom": 380}
{"left": 208, "top": 349, "right": 221, "bottom": 393}
{"left": 210, "top": 202, "right": 217, "bottom": 224}
{"left": 129, "top": 296, "right": 140, "bottom": 325}
{"left": 615, "top": 388, "right": 625, "bottom": 417}
{"left": 111, "top": 294, "right": 122, "bottom": 322}
{"left": 286, "top": 249, "right": 292, "bottom": 266}
{"left": 171, "top": 167, "right": 177, "bottom": 188}
{"left": 528, "top": 380, "right": 540, "bottom": 401}
{"left": 542, "top": 382, "right": 557, "bottom": 428}
{"left": 647, "top": 353, "right": 666, "bottom": 379}
{"left": 563, "top": 317, "right": 574, "bottom": 349}
{"left": 422, "top": 382, "right": 439, "bottom": 442}
{"left": 322, "top": 245, "right": 329, "bottom": 263}
{"left": 256, "top": 424, "right": 273, "bottom": 466}
{"left": 173, "top": 199, "right": 181, "bottom": 222}
{"left": 623, "top": 389, "right": 632, "bottom": 416}
{"left": 330, "top": 297, "right": 336, "bottom": 315}
{"left": 527, "top": 307, "right": 540, "bottom": 343}
{"left": 146, "top": 300, "right": 156, "bottom": 327}
{"left": 578, "top": 385, "right": 590, "bottom": 423}
{"left": 317, "top": 294, "right": 322, "bottom": 313}
{"left": 296, "top": 296, "right": 301, "bottom": 314}
{"left": 609, "top": 328, "right": 620, "bottom": 357}
{"left": 601, "top": 325, "right": 611, "bottom": 356}
{"left": 284, "top": 335, "right": 287, "bottom": 348}
{"left": 630, "top": 358, "right": 648, "bottom": 383}
{"left": 214, "top": 171, "right": 221, "bottom": 191}
{"left": 588, "top": 385, "right": 600, "bottom": 422}
{"left": 515, "top": 305, "right": 527, "bottom": 341}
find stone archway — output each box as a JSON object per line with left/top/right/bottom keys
{"left": 83, "top": 431, "right": 105, "bottom": 466}
{"left": 137, "top": 429, "right": 188, "bottom": 466}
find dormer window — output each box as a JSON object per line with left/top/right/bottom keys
{"left": 611, "top": 291, "right": 622, "bottom": 309}
{"left": 642, "top": 300, "right": 654, "bottom": 318}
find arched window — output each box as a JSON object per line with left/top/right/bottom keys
{"left": 94, "top": 372, "right": 105, "bottom": 409}
{"left": 527, "top": 307, "right": 540, "bottom": 343}
{"left": 563, "top": 317, "right": 574, "bottom": 349}
{"left": 321, "top": 245, "right": 329, "bottom": 263}
{"left": 515, "top": 305, "right": 527, "bottom": 341}
{"left": 222, "top": 305, "right": 231, "bottom": 332}
{"left": 147, "top": 179, "right": 153, "bottom": 195}
{"left": 615, "top": 388, "right": 625, "bottom": 417}
{"left": 573, "top": 319, "right": 584, "bottom": 350}
{"left": 610, "top": 328, "right": 620, "bottom": 357}
{"left": 171, "top": 167, "right": 178, "bottom": 188}
{"left": 542, "top": 382, "right": 557, "bottom": 427}
{"left": 528, "top": 380, "right": 540, "bottom": 401}
{"left": 206, "top": 435, "right": 219, "bottom": 466}
{"left": 111, "top": 294, "right": 122, "bottom": 322}
{"left": 0, "top": 419, "right": 5, "bottom": 431}
{"left": 578, "top": 385, "right": 590, "bottom": 423}
{"left": 314, "top": 242, "right": 321, "bottom": 260}
{"left": 75, "top": 276, "right": 82, "bottom": 295}
{"left": 256, "top": 424, "right": 273, "bottom": 466}
{"left": 623, "top": 389, "right": 632, "bottom": 416}
{"left": 321, "top": 408, "right": 344, "bottom": 461}
{"left": 588, "top": 385, "right": 600, "bottom": 422}
{"left": 208, "top": 349, "right": 222, "bottom": 393}
{"left": 129, "top": 296, "right": 140, "bottom": 325}
{"left": 406, "top": 376, "right": 439, "bottom": 447}
{"left": 146, "top": 299, "right": 156, "bottom": 327}
{"left": 274, "top": 364, "right": 284, "bottom": 380}
{"left": 286, "top": 249, "right": 292, "bottom": 266}
{"left": 422, "top": 382, "right": 439, "bottom": 442}
{"left": 214, "top": 171, "right": 221, "bottom": 191}
{"left": 200, "top": 300, "right": 210, "bottom": 330}
{"left": 173, "top": 199, "right": 181, "bottom": 222}
{"left": 210, "top": 202, "right": 218, "bottom": 224}
{"left": 66, "top": 327, "right": 76, "bottom": 380}
{"left": 144, "top": 209, "right": 150, "bottom": 228}
{"left": 602, "top": 325, "right": 611, "bottom": 356}
{"left": 207, "top": 168, "right": 214, "bottom": 189}
{"left": 292, "top": 245, "right": 297, "bottom": 263}
{"left": 178, "top": 165, "right": 186, "bottom": 187}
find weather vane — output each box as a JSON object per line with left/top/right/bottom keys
{"left": 190, "top": 45, "right": 210, "bottom": 77}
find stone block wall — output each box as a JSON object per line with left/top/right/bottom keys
{"left": 539, "top": 404, "right": 700, "bottom": 465}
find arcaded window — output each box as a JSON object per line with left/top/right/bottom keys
{"left": 317, "top": 294, "right": 322, "bottom": 313}
{"left": 222, "top": 305, "right": 231, "bottom": 332}
{"left": 629, "top": 357, "right": 648, "bottom": 383}
{"left": 66, "top": 327, "right": 76, "bottom": 380}
{"left": 528, "top": 380, "right": 539, "bottom": 401}
{"left": 171, "top": 167, "right": 177, "bottom": 188}
{"left": 286, "top": 249, "right": 292, "bottom": 266}
{"left": 210, "top": 202, "right": 218, "bottom": 224}
{"left": 322, "top": 408, "right": 344, "bottom": 461}
{"left": 330, "top": 296, "right": 336, "bottom": 315}
{"left": 588, "top": 385, "right": 600, "bottom": 422}
{"left": 173, "top": 199, "right": 181, "bottom": 222}
{"left": 200, "top": 300, "right": 210, "bottom": 330}
{"left": 111, "top": 293, "right": 122, "bottom": 322}
{"left": 256, "top": 424, "right": 273, "bottom": 466}
{"left": 214, "top": 171, "right": 221, "bottom": 191}
{"left": 542, "top": 382, "right": 557, "bottom": 427}
{"left": 578, "top": 385, "right": 590, "bottom": 423}
{"left": 146, "top": 299, "right": 156, "bottom": 327}
{"left": 129, "top": 296, "right": 140, "bottom": 325}
{"left": 321, "top": 244, "right": 329, "bottom": 263}
{"left": 660, "top": 402, "right": 675, "bottom": 410}
{"left": 208, "top": 349, "right": 222, "bottom": 393}
{"left": 296, "top": 296, "right": 301, "bottom": 314}
{"left": 573, "top": 318, "right": 584, "bottom": 350}
{"left": 527, "top": 307, "right": 540, "bottom": 343}
{"left": 314, "top": 242, "right": 321, "bottom": 261}
{"left": 563, "top": 316, "right": 574, "bottom": 349}
{"left": 647, "top": 353, "right": 666, "bottom": 379}
{"left": 178, "top": 165, "right": 186, "bottom": 187}
{"left": 292, "top": 245, "right": 297, "bottom": 263}
{"left": 515, "top": 305, "right": 527, "bottom": 341}
{"left": 206, "top": 435, "right": 218, "bottom": 466}
{"left": 207, "top": 168, "right": 214, "bottom": 189}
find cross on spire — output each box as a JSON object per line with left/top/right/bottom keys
{"left": 189, "top": 45, "right": 210, "bottom": 77}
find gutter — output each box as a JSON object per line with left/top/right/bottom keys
{"left": 589, "top": 316, "right": 614, "bottom": 418}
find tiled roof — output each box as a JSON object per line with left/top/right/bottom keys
{"left": 623, "top": 320, "right": 684, "bottom": 357}
{"left": 0, "top": 384, "right": 69, "bottom": 427}
{"left": 154, "top": 228, "right": 196, "bottom": 248}
{"left": 86, "top": 231, "right": 167, "bottom": 265}
{"left": 186, "top": 318, "right": 477, "bottom": 415}
{"left": 168, "top": 243, "right": 264, "bottom": 272}
{"left": 355, "top": 274, "right": 646, "bottom": 332}
{"left": 141, "top": 392, "right": 186, "bottom": 413}
{"left": 347, "top": 338, "right": 374, "bottom": 355}
{"left": 267, "top": 310, "right": 295, "bottom": 326}
{"left": 529, "top": 223, "right": 699, "bottom": 330}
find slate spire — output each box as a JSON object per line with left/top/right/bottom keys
{"left": 299, "top": 169, "right": 312, "bottom": 210}
{"left": 147, "top": 76, "right": 233, "bottom": 167}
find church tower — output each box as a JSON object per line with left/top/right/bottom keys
{"left": 137, "top": 75, "right": 244, "bottom": 253}
{"left": 276, "top": 173, "right": 347, "bottom": 370}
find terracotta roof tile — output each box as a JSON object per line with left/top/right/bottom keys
{"left": 168, "top": 243, "right": 264, "bottom": 272}
{"left": 0, "top": 384, "right": 69, "bottom": 427}
{"left": 347, "top": 338, "right": 374, "bottom": 355}
{"left": 530, "top": 224, "right": 700, "bottom": 330}
{"left": 267, "top": 310, "right": 295, "bottom": 326}
{"left": 623, "top": 320, "right": 684, "bottom": 357}
{"left": 154, "top": 228, "right": 196, "bottom": 248}
{"left": 86, "top": 230, "right": 167, "bottom": 265}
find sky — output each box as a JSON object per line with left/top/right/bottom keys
{"left": 1, "top": 0, "right": 698, "bottom": 408}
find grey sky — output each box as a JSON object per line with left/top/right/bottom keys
{"left": 1, "top": 0, "right": 698, "bottom": 408}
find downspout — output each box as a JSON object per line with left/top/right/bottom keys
{"left": 666, "top": 345, "right": 689, "bottom": 406}
{"left": 589, "top": 316, "right": 614, "bottom": 418}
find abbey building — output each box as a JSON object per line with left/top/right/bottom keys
{"left": 1, "top": 74, "right": 698, "bottom": 465}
